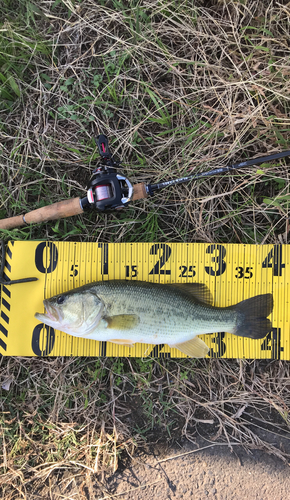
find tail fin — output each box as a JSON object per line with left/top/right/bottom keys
{"left": 234, "top": 294, "right": 273, "bottom": 339}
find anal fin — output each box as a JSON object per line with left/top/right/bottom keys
{"left": 109, "top": 339, "right": 135, "bottom": 347}
{"left": 171, "top": 337, "right": 209, "bottom": 358}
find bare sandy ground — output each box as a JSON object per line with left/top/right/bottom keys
{"left": 43, "top": 429, "right": 290, "bottom": 499}
{"left": 101, "top": 438, "right": 290, "bottom": 500}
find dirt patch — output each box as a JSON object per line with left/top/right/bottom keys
{"left": 2, "top": 358, "right": 290, "bottom": 499}
{"left": 98, "top": 436, "right": 290, "bottom": 500}
{"left": 20, "top": 410, "right": 290, "bottom": 500}
{"left": 19, "top": 435, "right": 290, "bottom": 500}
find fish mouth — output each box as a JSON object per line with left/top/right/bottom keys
{"left": 35, "top": 302, "right": 63, "bottom": 328}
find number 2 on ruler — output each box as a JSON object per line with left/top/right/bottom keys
{"left": 149, "top": 244, "right": 171, "bottom": 275}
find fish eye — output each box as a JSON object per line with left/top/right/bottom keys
{"left": 57, "top": 295, "right": 65, "bottom": 305}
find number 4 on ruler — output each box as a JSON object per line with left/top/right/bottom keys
{"left": 262, "top": 246, "right": 285, "bottom": 276}
{"left": 261, "top": 328, "right": 284, "bottom": 359}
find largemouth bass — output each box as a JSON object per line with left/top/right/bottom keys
{"left": 35, "top": 281, "right": 273, "bottom": 357}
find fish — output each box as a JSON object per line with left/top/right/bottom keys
{"left": 35, "top": 280, "right": 273, "bottom": 358}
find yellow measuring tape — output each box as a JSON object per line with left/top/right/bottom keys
{"left": 0, "top": 241, "right": 288, "bottom": 359}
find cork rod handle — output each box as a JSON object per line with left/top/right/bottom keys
{"left": 0, "top": 183, "right": 148, "bottom": 230}
{"left": 0, "top": 198, "right": 83, "bottom": 230}
{"left": 132, "top": 183, "right": 147, "bottom": 201}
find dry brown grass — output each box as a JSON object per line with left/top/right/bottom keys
{"left": 1, "top": 356, "right": 290, "bottom": 499}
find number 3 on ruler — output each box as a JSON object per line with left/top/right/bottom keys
{"left": 205, "top": 244, "right": 226, "bottom": 276}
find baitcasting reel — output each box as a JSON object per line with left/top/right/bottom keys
{"left": 84, "top": 135, "right": 133, "bottom": 211}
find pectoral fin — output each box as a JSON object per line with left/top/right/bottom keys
{"left": 105, "top": 314, "right": 140, "bottom": 330}
{"left": 171, "top": 337, "right": 209, "bottom": 358}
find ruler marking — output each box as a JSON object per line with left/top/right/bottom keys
{"left": 160, "top": 352, "right": 171, "bottom": 359}
{"left": 1, "top": 241, "right": 286, "bottom": 359}
{"left": 104, "top": 244, "right": 108, "bottom": 275}
{"left": 0, "top": 324, "right": 8, "bottom": 337}
{"left": 2, "top": 286, "right": 11, "bottom": 298}
{"left": 1, "top": 311, "right": 9, "bottom": 324}
{"left": 99, "top": 341, "right": 107, "bottom": 357}
{"left": 0, "top": 337, "right": 7, "bottom": 351}
{"left": 4, "top": 260, "right": 11, "bottom": 272}
{"left": 98, "top": 243, "right": 109, "bottom": 276}
{"left": 2, "top": 298, "right": 10, "bottom": 311}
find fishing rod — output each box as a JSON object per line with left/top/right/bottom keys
{"left": 1, "top": 134, "right": 290, "bottom": 230}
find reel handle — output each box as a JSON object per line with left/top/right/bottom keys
{"left": 96, "top": 134, "right": 111, "bottom": 159}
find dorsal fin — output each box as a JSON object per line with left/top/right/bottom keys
{"left": 170, "top": 283, "right": 212, "bottom": 306}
